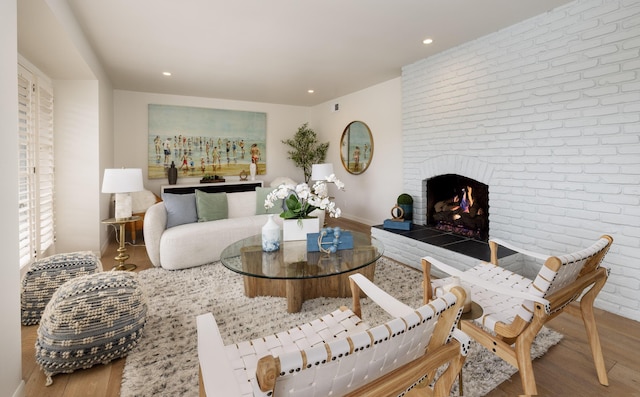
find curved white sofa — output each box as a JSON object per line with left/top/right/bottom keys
{"left": 143, "top": 190, "right": 324, "bottom": 270}
{"left": 144, "top": 190, "right": 274, "bottom": 270}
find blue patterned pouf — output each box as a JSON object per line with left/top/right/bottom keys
{"left": 21, "top": 251, "right": 102, "bottom": 325}
{"left": 35, "top": 271, "right": 148, "bottom": 386}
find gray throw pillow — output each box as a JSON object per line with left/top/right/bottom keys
{"left": 162, "top": 193, "right": 197, "bottom": 228}
{"left": 195, "top": 190, "right": 228, "bottom": 222}
{"left": 255, "top": 187, "right": 283, "bottom": 215}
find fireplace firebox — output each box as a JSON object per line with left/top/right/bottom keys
{"left": 425, "top": 174, "right": 489, "bottom": 241}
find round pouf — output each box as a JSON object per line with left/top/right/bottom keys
{"left": 35, "top": 271, "right": 148, "bottom": 386}
{"left": 21, "top": 251, "right": 102, "bottom": 325}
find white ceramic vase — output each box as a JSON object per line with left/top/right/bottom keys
{"left": 249, "top": 162, "right": 257, "bottom": 181}
{"left": 261, "top": 214, "right": 280, "bottom": 251}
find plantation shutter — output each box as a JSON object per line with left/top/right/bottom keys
{"left": 36, "top": 82, "right": 55, "bottom": 254}
{"left": 17, "top": 64, "right": 55, "bottom": 267}
{"left": 18, "top": 66, "right": 35, "bottom": 266}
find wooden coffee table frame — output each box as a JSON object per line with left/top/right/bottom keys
{"left": 239, "top": 245, "right": 378, "bottom": 313}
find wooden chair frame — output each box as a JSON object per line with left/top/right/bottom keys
{"left": 197, "top": 273, "right": 470, "bottom": 397}
{"left": 422, "top": 235, "right": 613, "bottom": 396}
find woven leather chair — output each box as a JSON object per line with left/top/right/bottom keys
{"left": 422, "top": 235, "right": 613, "bottom": 396}
{"left": 197, "top": 273, "right": 470, "bottom": 397}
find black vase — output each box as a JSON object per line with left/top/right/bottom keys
{"left": 167, "top": 161, "right": 178, "bottom": 185}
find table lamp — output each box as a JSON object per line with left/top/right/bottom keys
{"left": 311, "top": 163, "right": 334, "bottom": 182}
{"left": 102, "top": 168, "right": 144, "bottom": 220}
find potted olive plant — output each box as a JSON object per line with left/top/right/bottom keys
{"left": 282, "top": 123, "right": 330, "bottom": 183}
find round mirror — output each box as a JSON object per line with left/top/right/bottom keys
{"left": 340, "top": 121, "right": 373, "bottom": 174}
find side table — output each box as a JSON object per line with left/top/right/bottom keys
{"left": 459, "top": 301, "right": 483, "bottom": 396}
{"left": 101, "top": 216, "right": 141, "bottom": 271}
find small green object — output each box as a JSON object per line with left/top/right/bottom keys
{"left": 397, "top": 193, "right": 413, "bottom": 205}
{"left": 397, "top": 193, "right": 413, "bottom": 222}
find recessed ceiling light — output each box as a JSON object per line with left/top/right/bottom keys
{"left": 162, "top": 71, "right": 172, "bottom": 76}
{"left": 423, "top": 38, "right": 433, "bottom": 45}
{"left": 308, "top": 89, "right": 315, "bottom": 94}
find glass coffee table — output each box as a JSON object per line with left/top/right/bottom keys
{"left": 220, "top": 231, "right": 384, "bottom": 313}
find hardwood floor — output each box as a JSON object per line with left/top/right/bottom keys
{"left": 21, "top": 219, "right": 640, "bottom": 396}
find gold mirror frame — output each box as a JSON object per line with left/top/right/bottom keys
{"left": 340, "top": 121, "right": 373, "bottom": 174}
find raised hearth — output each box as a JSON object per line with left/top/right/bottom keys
{"left": 374, "top": 224, "right": 514, "bottom": 262}
{"left": 372, "top": 224, "right": 520, "bottom": 275}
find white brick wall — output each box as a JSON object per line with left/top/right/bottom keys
{"left": 401, "top": 0, "right": 640, "bottom": 321}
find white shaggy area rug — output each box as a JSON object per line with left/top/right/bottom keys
{"left": 121, "top": 257, "right": 562, "bottom": 397}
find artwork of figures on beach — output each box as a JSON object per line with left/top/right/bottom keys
{"left": 148, "top": 104, "right": 267, "bottom": 179}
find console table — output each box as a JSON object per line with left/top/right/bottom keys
{"left": 161, "top": 180, "right": 263, "bottom": 195}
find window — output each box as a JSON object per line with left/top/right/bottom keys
{"left": 18, "top": 63, "right": 55, "bottom": 268}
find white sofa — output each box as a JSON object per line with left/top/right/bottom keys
{"left": 143, "top": 189, "right": 324, "bottom": 270}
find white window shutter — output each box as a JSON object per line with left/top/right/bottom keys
{"left": 36, "top": 81, "right": 55, "bottom": 255}
{"left": 17, "top": 63, "right": 55, "bottom": 267}
{"left": 18, "top": 66, "right": 36, "bottom": 266}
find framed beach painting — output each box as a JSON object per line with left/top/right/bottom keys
{"left": 148, "top": 104, "right": 267, "bottom": 179}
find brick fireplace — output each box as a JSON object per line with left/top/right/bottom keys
{"left": 372, "top": 0, "right": 640, "bottom": 321}
{"left": 371, "top": 156, "right": 514, "bottom": 274}
{"left": 426, "top": 174, "right": 489, "bottom": 241}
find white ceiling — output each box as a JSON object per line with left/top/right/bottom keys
{"left": 18, "top": 0, "right": 574, "bottom": 106}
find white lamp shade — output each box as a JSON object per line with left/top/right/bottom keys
{"left": 101, "top": 168, "right": 144, "bottom": 193}
{"left": 311, "top": 163, "right": 334, "bottom": 181}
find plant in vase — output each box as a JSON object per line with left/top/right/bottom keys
{"left": 282, "top": 123, "right": 330, "bottom": 183}
{"left": 265, "top": 175, "right": 345, "bottom": 240}
{"left": 397, "top": 193, "right": 413, "bottom": 222}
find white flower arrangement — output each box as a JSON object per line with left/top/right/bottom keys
{"left": 265, "top": 174, "right": 345, "bottom": 219}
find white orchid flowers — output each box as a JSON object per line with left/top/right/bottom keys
{"left": 265, "top": 174, "right": 345, "bottom": 219}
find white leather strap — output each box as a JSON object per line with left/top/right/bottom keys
{"left": 197, "top": 313, "right": 244, "bottom": 397}
{"left": 349, "top": 273, "right": 415, "bottom": 317}
{"left": 490, "top": 238, "right": 550, "bottom": 261}
{"left": 423, "top": 256, "right": 550, "bottom": 307}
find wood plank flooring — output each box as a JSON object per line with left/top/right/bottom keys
{"left": 21, "top": 219, "right": 640, "bottom": 396}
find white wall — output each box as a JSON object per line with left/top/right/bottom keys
{"left": 402, "top": 0, "right": 640, "bottom": 321}
{"left": 99, "top": 78, "right": 115, "bottom": 251}
{"left": 1, "top": 2, "right": 24, "bottom": 396}
{"left": 54, "top": 80, "right": 101, "bottom": 253}
{"left": 311, "top": 78, "right": 403, "bottom": 225}
{"left": 114, "top": 90, "right": 312, "bottom": 194}
{"left": 113, "top": 79, "right": 403, "bottom": 226}
{"left": 44, "top": 0, "right": 115, "bottom": 255}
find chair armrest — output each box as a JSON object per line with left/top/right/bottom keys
{"left": 423, "top": 256, "right": 551, "bottom": 312}
{"left": 197, "top": 313, "right": 243, "bottom": 397}
{"left": 451, "top": 328, "right": 471, "bottom": 357}
{"left": 349, "top": 273, "right": 414, "bottom": 318}
{"left": 490, "top": 238, "right": 550, "bottom": 262}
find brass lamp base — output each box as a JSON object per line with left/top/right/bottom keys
{"left": 113, "top": 262, "right": 137, "bottom": 271}
{"left": 111, "top": 219, "right": 138, "bottom": 271}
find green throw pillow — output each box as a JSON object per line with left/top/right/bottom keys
{"left": 255, "top": 187, "right": 282, "bottom": 215}
{"left": 195, "top": 190, "right": 228, "bottom": 222}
